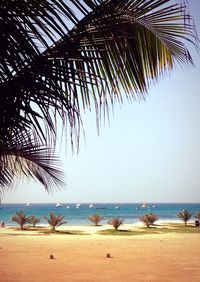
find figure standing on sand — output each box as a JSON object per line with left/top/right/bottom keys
{"left": 1, "top": 221, "right": 5, "bottom": 228}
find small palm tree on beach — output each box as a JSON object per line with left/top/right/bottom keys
{"left": 88, "top": 214, "right": 103, "bottom": 226}
{"left": 108, "top": 218, "right": 124, "bottom": 231}
{"left": 139, "top": 213, "right": 158, "bottom": 228}
{"left": 11, "top": 210, "right": 31, "bottom": 230}
{"left": 28, "top": 215, "right": 40, "bottom": 227}
{"left": 43, "top": 212, "right": 66, "bottom": 232}
{"left": 177, "top": 210, "right": 192, "bottom": 226}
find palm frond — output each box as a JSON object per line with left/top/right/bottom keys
{"left": 139, "top": 213, "right": 158, "bottom": 227}
{"left": 0, "top": 134, "right": 65, "bottom": 193}
{"left": 43, "top": 212, "right": 66, "bottom": 231}
{"left": 0, "top": 0, "right": 198, "bottom": 145}
{"left": 11, "top": 210, "right": 31, "bottom": 229}
{"left": 28, "top": 215, "right": 40, "bottom": 227}
{"left": 88, "top": 214, "right": 103, "bottom": 226}
{"left": 177, "top": 209, "right": 192, "bottom": 225}
{"left": 108, "top": 217, "right": 124, "bottom": 230}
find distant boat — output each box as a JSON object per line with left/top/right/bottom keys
{"left": 56, "top": 202, "right": 62, "bottom": 207}
{"left": 141, "top": 203, "right": 147, "bottom": 208}
{"left": 25, "top": 202, "right": 31, "bottom": 207}
{"left": 89, "top": 204, "right": 94, "bottom": 208}
{"left": 66, "top": 206, "right": 70, "bottom": 209}
{"left": 152, "top": 205, "right": 157, "bottom": 208}
{"left": 115, "top": 206, "right": 119, "bottom": 209}
{"left": 76, "top": 203, "right": 81, "bottom": 208}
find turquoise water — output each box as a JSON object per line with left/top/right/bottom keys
{"left": 0, "top": 203, "right": 200, "bottom": 226}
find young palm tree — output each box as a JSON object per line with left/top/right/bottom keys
{"left": 108, "top": 218, "right": 124, "bottom": 231}
{"left": 11, "top": 210, "right": 31, "bottom": 230}
{"left": 28, "top": 215, "right": 40, "bottom": 227}
{"left": 177, "top": 209, "right": 192, "bottom": 226}
{"left": 0, "top": 1, "right": 198, "bottom": 191}
{"left": 139, "top": 213, "right": 158, "bottom": 228}
{"left": 43, "top": 212, "right": 66, "bottom": 232}
{"left": 88, "top": 214, "right": 103, "bottom": 226}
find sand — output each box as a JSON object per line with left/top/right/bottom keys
{"left": 0, "top": 224, "right": 200, "bottom": 282}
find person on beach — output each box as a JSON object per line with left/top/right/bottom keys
{"left": 1, "top": 221, "right": 5, "bottom": 228}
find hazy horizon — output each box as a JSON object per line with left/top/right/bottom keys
{"left": 2, "top": 201, "right": 200, "bottom": 204}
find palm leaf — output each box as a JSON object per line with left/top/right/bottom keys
{"left": 0, "top": 134, "right": 65, "bottom": 193}
{"left": 43, "top": 212, "right": 66, "bottom": 230}
{"left": 0, "top": 0, "right": 197, "bottom": 144}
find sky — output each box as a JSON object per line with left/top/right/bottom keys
{"left": 3, "top": 0, "right": 200, "bottom": 203}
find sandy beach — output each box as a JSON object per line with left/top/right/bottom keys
{"left": 0, "top": 224, "right": 200, "bottom": 282}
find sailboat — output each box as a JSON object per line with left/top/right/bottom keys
{"left": 76, "top": 203, "right": 81, "bottom": 208}
{"left": 25, "top": 202, "right": 31, "bottom": 207}
{"left": 56, "top": 202, "right": 62, "bottom": 207}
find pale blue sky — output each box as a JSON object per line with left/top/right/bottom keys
{"left": 3, "top": 0, "right": 200, "bottom": 203}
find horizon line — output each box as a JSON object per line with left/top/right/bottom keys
{"left": 1, "top": 202, "right": 200, "bottom": 204}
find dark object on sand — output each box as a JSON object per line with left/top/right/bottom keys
{"left": 49, "top": 254, "right": 54, "bottom": 259}
{"left": 1, "top": 221, "right": 5, "bottom": 228}
{"left": 195, "top": 220, "right": 200, "bottom": 227}
{"left": 106, "top": 253, "right": 111, "bottom": 258}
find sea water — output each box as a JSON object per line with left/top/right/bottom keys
{"left": 0, "top": 203, "right": 200, "bottom": 226}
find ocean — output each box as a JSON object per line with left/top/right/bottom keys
{"left": 0, "top": 203, "right": 200, "bottom": 226}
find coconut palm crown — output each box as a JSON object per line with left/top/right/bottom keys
{"left": 11, "top": 210, "right": 32, "bottom": 230}
{"left": 43, "top": 212, "right": 67, "bottom": 232}
{"left": 177, "top": 209, "right": 192, "bottom": 226}
{"left": 0, "top": 0, "right": 198, "bottom": 192}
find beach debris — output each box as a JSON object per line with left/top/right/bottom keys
{"left": 49, "top": 254, "right": 54, "bottom": 259}
{"left": 106, "top": 253, "right": 111, "bottom": 258}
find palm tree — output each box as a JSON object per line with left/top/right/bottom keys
{"left": 139, "top": 213, "right": 158, "bottom": 228}
{"left": 28, "top": 215, "right": 40, "bottom": 227}
{"left": 0, "top": 1, "right": 198, "bottom": 191}
{"left": 88, "top": 214, "right": 103, "bottom": 226}
{"left": 108, "top": 218, "right": 124, "bottom": 231}
{"left": 177, "top": 209, "right": 192, "bottom": 226}
{"left": 43, "top": 212, "right": 66, "bottom": 232}
{"left": 11, "top": 210, "right": 31, "bottom": 230}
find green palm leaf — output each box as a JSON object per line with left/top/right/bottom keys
{"left": 11, "top": 210, "right": 32, "bottom": 229}
{"left": 43, "top": 212, "right": 66, "bottom": 231}
{"left": 0, "top": 0, "right": 197, "bottom": 143}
